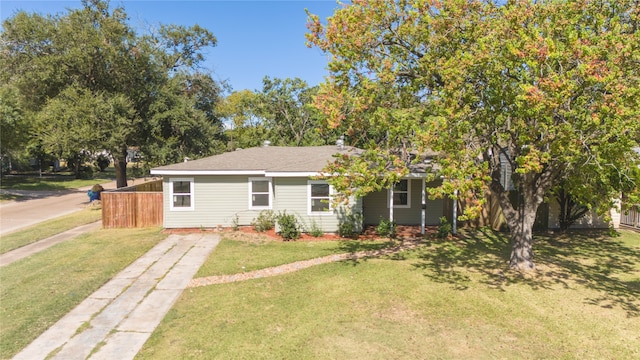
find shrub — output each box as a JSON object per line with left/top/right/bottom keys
{"left": 251, "top": 210, "right": 276, "bottom": 232}
{"left": 94, "top": 154, "right": 111, "bottom": 172}
{"left": 437, "top": 216, "right": 452, "bottom": 238}
{"left": 376, "top": 217, "right": 396, "bottom": 238}
{"left": 77, "top": 165, "right": 94, "bottom": 179}
{"left": 308, "top": 219, "right": 324, "bottom": 237}
{"left": 338, "top": 212, "right": 362, "bottom": 238}
{"left": 277, "top": 211, "right": 300, "bottom": 240}
{"left": 231, "top": 214, "right": 239, "bottom": 231}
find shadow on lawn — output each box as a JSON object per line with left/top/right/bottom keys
{"left": 412, "top": 228, "right": 640, "bottom": 317}
{"left": 337, "top": 239, "right": 398, "bottom": 266}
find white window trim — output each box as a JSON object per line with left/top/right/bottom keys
{"left": 308, "top": 180, "right": 334, "bottom": 215}
{"left": 387, "top": 179, "right": 411, "bottom": 209}
{"left": 249, "top": 177, "right": 273, "bottom": 210}
{"left": 169, "top": 177, "right": 194, "bottom": 211}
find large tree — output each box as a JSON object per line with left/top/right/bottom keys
{"left": 256, "top": 77, "right": 327, "bottom": 146}
{"left": 217, "top": 77, "right": 339, "bottom": 149}
{"left": 0, "top": 85, "right": 28, "bottom": 166}
{"left": 307, "top": 0, "right": 640, "bottom": 270}
{"left": 144, "top": 72, "right": 227, "bottom": 166}
{"left": 217, "top": 89, "right": 269, "bottom": 150}
{"left": 0, "top": 0, "right": 222, "bottom": 187}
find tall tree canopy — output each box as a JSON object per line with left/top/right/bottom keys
{"left": 307, "top": 0, "right": 640, "bottom": 270}
{"left": 0, "top": 0, "right": 225, "bottom": 187}
{"left": 217, "top": 77, "right": 339, "bottom": 149}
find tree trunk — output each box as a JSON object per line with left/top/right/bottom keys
{"left": 113, "top": 148, "right": 128, "bottom": 188}
{"left": 492, "top": 172, "right": 551, "bottom": 271}
{"left": 507, "top": 206, "right": 537, "bottom": 270}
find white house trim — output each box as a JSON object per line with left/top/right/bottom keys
{"left": 307, "top": 180, "right": 334, "bottom": 216}
{"left": 151, "top": 170, "right": 264, "bottom": 176}
{"left": 387, "top": 179, "right": 411, "bottom": 209}
{"left": 169, "top": 177, "right": 194, "bottom": 211}
{"left": 248, "top": 177, "right": 273, "bottom": 210}
{"left": 265, "top": 172, "right": 322, "bottom": 178}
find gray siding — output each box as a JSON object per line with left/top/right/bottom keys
{"left": 163, "top": 175, "right": 263, "bottom": 228}
{"left": 363, "top": 179, "right": 444, "bottom": 226}
{"left": 163, "top": 175, "right": 360, "bottom": 232}
{"left": 273, "top": 178, "right": 356, "bottom": 233}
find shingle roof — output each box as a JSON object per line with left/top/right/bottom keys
{"left": 151, "top": 145, "right": 360, "bottom": 174}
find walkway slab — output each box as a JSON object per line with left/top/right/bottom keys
{"left": 12, "top": 233, "right": 220, "bottom": 360}
{"left": 90, "top": 332, "right": 151, "bottom": 360}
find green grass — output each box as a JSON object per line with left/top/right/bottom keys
{"left": 195, "top": 235, "right": 391, "bottom": 277}
{"left": 0, "top": 172, "right": 115, "bottom": 191}
{"left": 0, "top": 227, "right": 165, "bottom": 359}
{"left": 138, "top": 229, "right": 640, "bottom": 359}
{"left": 0, "top": 193, "right": 26, "bottom": 202}
{"left": 0, "top": 208, "right": 103, "bottom": 254}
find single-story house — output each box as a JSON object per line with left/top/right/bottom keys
{"left": 150, "top": 142, "right": 447, "bottom": 234}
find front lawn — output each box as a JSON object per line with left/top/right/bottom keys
{"left": 195, "top": 233, "right": 391, "bottom": 278}
{"left": 0, "top": 172, "right": 114, "bottom": 191}
{"left": 138, "top": 229, "right": 640, "bottom": 359}
{"left": 0, "top": 227, "right": 165, "bottom": 359}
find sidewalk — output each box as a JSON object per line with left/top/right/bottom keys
{"left": 13, "top": 232, "right": 220, "bottom": 360}
{"left": 0, "top": 221, "right": 102, "bottom": 267}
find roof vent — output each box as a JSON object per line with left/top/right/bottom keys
{"left": 263, "top": 140, "right": 271, "bottom": 147}
{"left": 336, "top": 136, "right": 344, "bottom": 150}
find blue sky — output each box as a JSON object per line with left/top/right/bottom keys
{"left": 0, "top": 0, "right": 340, "bottom": 92}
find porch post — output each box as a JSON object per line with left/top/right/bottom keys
{"left": 389, "top": 185, "right": 394, "bottom": 226}
{"left": 452, "top": 189, "right": 458, "bottom": 235}
{"left": 421, "top": 179, "right": 426, "bottom": 235}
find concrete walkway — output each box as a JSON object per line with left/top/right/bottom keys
{"left": 13, "top": 233, "right": 220, "bottom": 360}
{"left": 0, "top": 221, "right": 102, "bottom": 267}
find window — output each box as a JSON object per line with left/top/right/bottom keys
{"left": 308, "top": 180, "right": 332, "bottom": 215}
{"left": 249, "top": 177, "right": 272, "bottom": 209}
{"left": 388, "top": 179, "right": 410, "bottom": 208}
{"left": 170, "top": 178, "right": 194, "bottom": 211}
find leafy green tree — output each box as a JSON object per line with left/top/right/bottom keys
{"left": 36, "top": 86, "right": 138, "bottom": 177}
{"left": 144, "top": 73, "right": 227, "bottom": 166}
{"left": 218, "top": 77, "right": 339, "bottom": 149}
{"left": 257, "top": 77, "right": 328, "bottom": 146}
{"left": 217, "top": 89, "right": 268, "bottom": 150}
{"left": 0, "top": 0, "right": 221, "bottom": 187}
{"left": 307, "top": 0, "right": 640, "bottom": 270}
{"left": 0, "top": 85, "right": 29, "bottom": 166}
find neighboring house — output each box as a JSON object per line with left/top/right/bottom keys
{"left": 150, "top": 142, "right": 447, "bottom": 233}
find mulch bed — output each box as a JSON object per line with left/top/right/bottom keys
{"left": 164, "top": 225, "right": 439, "bottom": 242}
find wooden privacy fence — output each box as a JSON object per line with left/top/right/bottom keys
{"left": 101, "top": 180, "right": 163, "bottom": 228}
{"left": 620, "top": 205, "right": 640, "bottom": 229}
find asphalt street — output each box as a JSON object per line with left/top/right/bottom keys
{"left": 0, "top": 178, "right": 155, "bottom": 236}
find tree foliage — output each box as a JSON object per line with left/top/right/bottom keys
{"left": 0, "top": 0, "right": 224, "bottom": 186}
{"left": 307, "top": 0, "right": 640, "bottom": 270}
{"left": 256, "top": 77, "right": 326, "bottom": 146}
{"left": 217, "top": 77, "right": 340, "bottom": 149}
{"left": 0, "top": 85, "right": 29, "bottom": 162}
